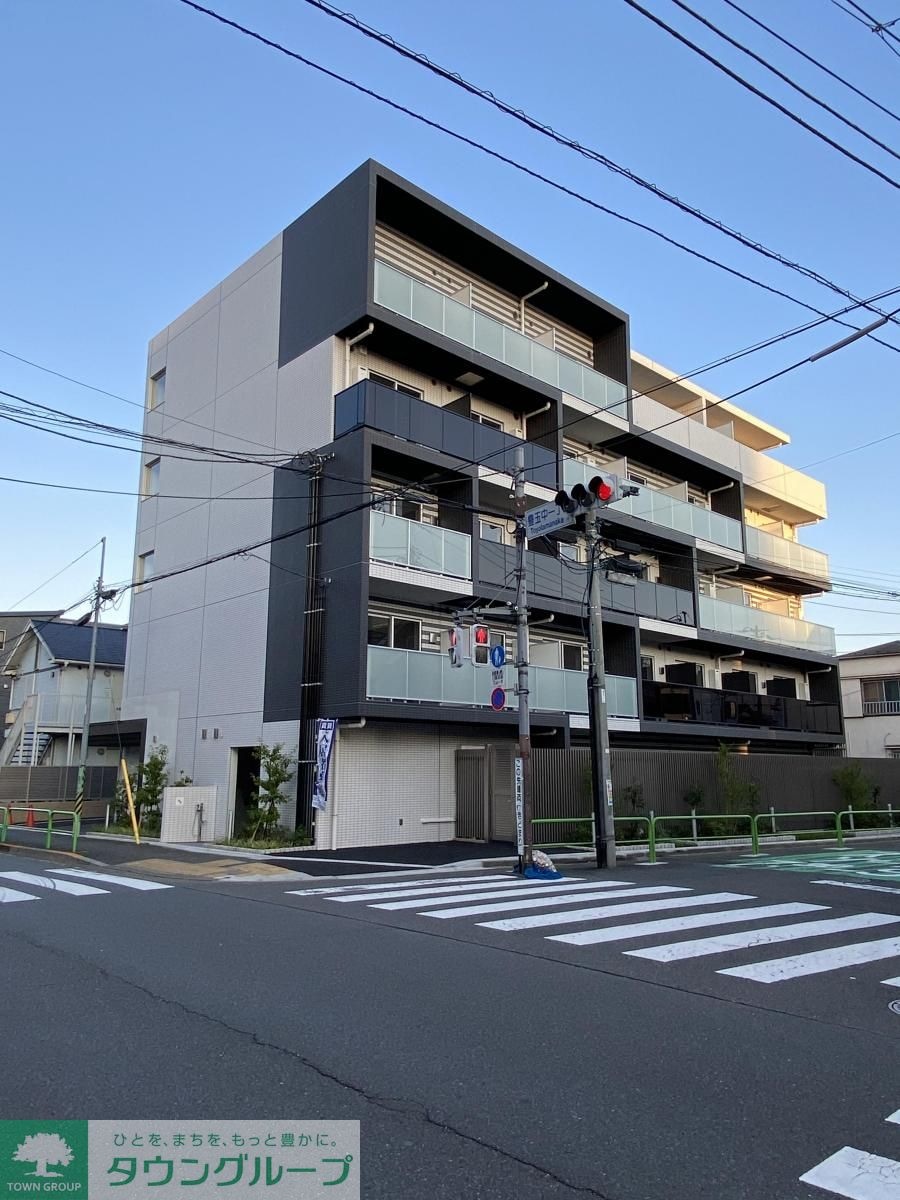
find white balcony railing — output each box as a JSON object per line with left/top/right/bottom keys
{"left": 366, "top": 646, "right": 639, "bottom": 717}
{"left": 744, "top": 525, "right": 829, "bottom": 580}
{"left": 862, "top": 700, "right": 900, "bottom": 716}
{"left": 369, "top": 510, "right": 471, "bottom": 579}
{"left": 699, "top": 595, "right": 835, "bottom": 654}
{"left": 6, "top": 692, "right": 117, "bottom": 728}
{"left": 374, "top": 260, "right": 628, "bottom": 413}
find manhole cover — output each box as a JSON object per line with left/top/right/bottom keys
{"left": 889, "top": 999, "right": 900, "bottom": 1016}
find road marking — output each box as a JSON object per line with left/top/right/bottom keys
{"left": 626, "top": 912, "right": 896, "bottom": 962}
{"left": 0, "top": 871, "right": 108, "bottom": 896}
{"left": 478, "top": 890, "right": 750, "bottom": 931}
{"left": 800, "top": 1146, "right": 900, "bottom": 1198}
{"left": 719, "top": 936, "right": 900, "bottom": 983}
{"left": 424, "top": 886, "right": 693, "bottom": 921}
{"left": 549, "top": 902, "right": 822, "bottom": 946}
{"left": 326, "top": 878, "right": 530, "bottom": 903}
{"left": 49, "top": 869, "right": 172, "bottom": 891}
{"left": 811, "top": 880, "right": 900, "bottom": 897}
{"left": 882, "top": 978, "right": 900, "bottom": 988}
{"left": 0, "top": 887, "right": 37, "bottom": 904}
{"left": 886, "top": 1111, "right": 900, "bottom": 1125}
{"left": 288, "top": 875, "right": 508, "bottom": 896}
{"left": 369, "top": 881, "right": 613, "bottom": 911}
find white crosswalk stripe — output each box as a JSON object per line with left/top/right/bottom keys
{"left": 549, "top": 902, "right": 824, "bottom": 947}
{"left": 367, "top": 881, "right": 623, "bottom": 912}
{"left": 326, "top": 878, "right": 535, "bottom": 903}
{"left": 49, "top": 869, "right": 172, "bottom": 891}
{"left": 800, "top": 1146, "right": 900, "bottom": 1198}
{"left": 0, "top": 886, "right": 37, "bottom": 904}
{"left": 0, "top": 871, "right": 108, "bottom": 896}
{"left": 881, "top": 976, "right": 900, "bottom": 988}
{"left": 475, "top": 890, "right": 747, "bottom": 930}
{"left": 626, "top": 912, "right": 900, "bottom": 962}
{"left": 718, "top": 935, "right": 900, "bottom": 983}
{"left": 428, "top": 885, "right": 690, "bottom": 920}
{"left": 288, "top": 874, "right": 510, "bottom": 896}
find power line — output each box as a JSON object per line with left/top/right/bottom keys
{"left": 174, "top": 0, "right": 900, "bottom": 354}
{"left": 830, "top": 0, "right": 900, "bottom": 57}
{"left": 720, "top": 0, "right": 900, "bottom": 126}
{"left": 619, "top": 0, "right": 900, "bottom": 190}
{"left": 297, "top": 0, "right": 900, "bottom": 345}
{"left": 668, "top": 0, "right": 900, "bottom": 164}
{"left": 3, "top": 542, "right": 103, "bottom": 611}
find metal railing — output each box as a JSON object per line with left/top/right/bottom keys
{"left": 531, "top": 815, "right": 657, "bottom": 862}
{"left": 0, "top": 804, "right": 81, "bottom": 851}
{"left": 650, "top": 812, "right": 757, "bottom": 853}
{"left": 862, "top": 700, "right": 900, "bottom": 716}
{"left": 698, "top": 595, "right": 836, "bottom": 654}
{"left": 369, "top": 510, "right": 471, "bottom": 579}
{"left": 744, "top": 525, "right": 829, "bottom": 580}
{"left": 374, "top": 260, "right": 628, "bottom": 412}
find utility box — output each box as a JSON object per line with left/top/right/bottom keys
{"left": 160, "top": 785, "right": 224, "bottom": 843}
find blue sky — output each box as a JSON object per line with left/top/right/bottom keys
{"left": 2, "top": 0, "right": 900, "bottom": 649}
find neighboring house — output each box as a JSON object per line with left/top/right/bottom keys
{"left": 1, "top": 619, "right": 127, "bottom": 766}
{"left": 0, "top": 611, "right": 61, "bottom": 751}
{"left": 122, "top": 160, "right": 841, "bottom": 849}
{"left": 839, "top": 641, "right": 900, "bottom": 758}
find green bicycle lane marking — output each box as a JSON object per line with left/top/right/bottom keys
{"left": 719, "top": 850, "right": 900, "bottom": 881}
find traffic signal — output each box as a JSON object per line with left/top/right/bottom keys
{"left": 554, "top": 472, "right": 620, "bottom": 516}
{"left": 471, "top": 624, "right": 490, "bottom": 666}
{"left": 446, "top": 624, "right": 467, "bottom": 668}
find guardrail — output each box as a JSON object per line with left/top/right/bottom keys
{"left": 533, "top": 815, "right": 658, "bottom": 862}
{"left": 650, "top": 813, "right": 757, "bottom": 854}
{"left": 0, "top": 805, "right": 81, "bottom": 852}
{"left": 750, "top": 809, "right": 844, "bottom": 848}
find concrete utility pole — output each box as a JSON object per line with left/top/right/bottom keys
{"left": 585, "top": 513, "right": 616, "bottom": 869}
{"left": 513, "top": 444, "right": 533, "bottom": 871}
{"left": 75, "top": 536, "right": 106, "bottom": 816}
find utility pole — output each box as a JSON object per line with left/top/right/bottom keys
{"left": 75, "top": 536, "right": 106, "bottom": 816}
{"left": 585, "top": 513, "right": 616, "bottom": 869}
{"left": 513, "top": 444, "right": 533, "bottom": 871}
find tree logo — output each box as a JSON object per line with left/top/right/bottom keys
{"left": 13, "top": 1134, "right": 74, "bottom": 1178}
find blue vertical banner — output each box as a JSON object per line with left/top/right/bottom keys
{"left": 312, "top": 719, "right": 338, "bottom": 812}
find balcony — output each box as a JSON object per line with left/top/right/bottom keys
{"left": 744, "top": 525, "right": 829, "bottom": 581}
{"left": 478, "top": 539, "right": 695, "bottom": 624}
{"left": 862, "top": 700, "right": 900, "bottom": 716}
{"left": 643, "top": 680, "right": 841, "bottom": 735}
{"left": 335, "top": 380, "right": 556, "bottom": 486}
{"left": 698, "top": 595, "right": 836, "bottom": 655}
{"left": 7, "top": 693, "right": 117, "bottom": 727}
{"left": 374, "top": 260, "right": 628, "bottom": 413}
{"left": 566, "top": 461, "right": 744, "bottom": 553}
{"left": 366, "top": 646, "right": 639, "bottom": 718}
{"left": 370, "top": 511, "right": 471, "bottom": 580}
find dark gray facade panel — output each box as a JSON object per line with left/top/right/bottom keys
{"left": 278, "top": 164, "right": 373, "bottom": 368}
{"left": 263, "top": 471, "right": 312, "bottom": 724}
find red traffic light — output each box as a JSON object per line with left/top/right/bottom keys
{"left": 588, "top": 475, "right": 614, "bottom": 503}
{"left": 473, "top": 625, "right": 489, "bottom": 645}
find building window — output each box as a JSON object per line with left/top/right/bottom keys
{"left": 368, "top": 371, "right": 423, "bottom": 400}
{"left": 473, "top": 413, "right": 504, "bottom": 431}
{"left": 561, "top": 643, "right": 583, "bottom": 671}
{"left": 862, "top": 677, "right": 900, "bottom": 714}
{"left": 143, "top": 458, "right": 161, "bottom": 498}
{"left": 888, "top": 749, "right": 900, "bottom": 759}
{"left": 136, "top": 551, "right": 155, "bottom": 587}
{"left": 628, "top": 473, "right": 647, "bottom": 487}
{"left": 558, "top": 542, "right": 580, "bottom": 562}
{"left": 396, "top": 498, "right": 422, "bottom": 522}
{"left": 640, "top": 655, "right": 655, "bottom": 681}
{"left": 479, "top": 520, "right": 504, "bottom": 543}
{"left": 367, "top": 614, "right": 420, "bottom": 651}
{"left": 148, "top": 370, "right": 166, "bottom": 410}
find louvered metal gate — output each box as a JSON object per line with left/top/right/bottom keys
{"left": 455, "top": 750, "right": 488, "bottom": 840}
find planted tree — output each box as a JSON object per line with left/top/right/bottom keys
{"left": 714, "top": 744, "right": 759, "bottom": 836}
{"left": 833, "top": 763, "right": 878, "bottom": 828}
{"left": 250, "top": 743, "right": 296, "bottom": 841}
{"left": 136, "top": 744, "right": 168, "bottom": 835}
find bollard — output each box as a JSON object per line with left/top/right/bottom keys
{"left": 848, "top": 804, "right": 855, "bottom": 834}
{"left": 890, "top": 803, "right": 894, "bottom": 829}
{"left": 691, "top": 805, "right": 698, "bottom": 842}
{"left": 769, "top": 805, "right": 777, "bottom": 836}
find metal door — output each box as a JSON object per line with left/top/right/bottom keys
{"left": 455, "top": 750, "right": 488, "bottom": 840}
{"left": 489, "top": 745, "right": 516, "bottom": 842}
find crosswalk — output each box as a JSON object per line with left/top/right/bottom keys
{"left": 0, "top": 868, "right": 172, "bottom": 904}
{"left": 801, "top": 1105, "right": 900, "bottom": 1197}
{"left": 295, "top": 872, "right": 900, "bottom": 988}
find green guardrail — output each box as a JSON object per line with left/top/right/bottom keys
{"left": 750, "top": 809, "right": 844, "bottom": 848}
{"left": 837, "top": 807, "right": 899, "bottom": 841}
{"left": 533, "top": 815, "right": 658, "bottom": 863}
{"left": 0, "top": 805, "right": 81, "bottom": 852}
{"left": 650, "top": 812, "right": 757, "bottom": 855}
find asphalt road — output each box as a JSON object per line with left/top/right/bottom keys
{"left": 3, "top": 844, "right": 900, "bottom": 1198}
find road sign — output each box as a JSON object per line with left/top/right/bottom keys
{"left": 514, "top": 757, "right": 524, "bottom": 854}
{"left": 491, "top": 667, "right": 504, "bottom": 686}
{"left": 490, "top": 687, "right": 506, "bottom": 711}
{"left": 490, "top": 644, "right": 506, "bottom": 669}
{"left": 524, "top": 501, "right": 575, "bottom": 541}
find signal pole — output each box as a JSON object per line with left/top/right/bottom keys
{"left": 513, "top": 444, "right": 532, "bottom": 871}
{"left": 585, "top": 512, "right": 616, "bottom": 869}
{"left": 75, "top": 536, "right": 106, "bottom": 817}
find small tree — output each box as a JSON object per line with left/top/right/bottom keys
{"left": 715, "top": 744, "right": 759, "bottom": 831}
{"left": 833, "top": 763, "right": 873, "bottom": 809}
{"left": 136, "top": 744, "right": 168, "bottom": 830}
{"left": 251, "top": 743, "right": 295, "bottom": 840}
{"left": 14, "top": 1134, "right": 73, "bottom": 1177}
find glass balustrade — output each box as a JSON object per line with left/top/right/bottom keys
{"left": 366, "top": 646, "right": 639, "bottom": 717}
{"left": 369, "top": 511, "right": 471, "bottom": 579}
{"left": 375, "top": 260, "right": 628, "bottom": 413}
{"left": 745, "top": 525, "right": 829, "bottom": 580}
{"left": 699, "top": 595, "right": 836, "bottom": 654}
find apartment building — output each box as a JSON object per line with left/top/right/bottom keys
{"left": 122, "top": 160, "right": 842, "bottom": 848}
{"left": 839, "top": 642, "right": 900, "bottom": 758}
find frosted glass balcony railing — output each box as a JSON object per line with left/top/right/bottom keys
{"left": 9, "top": 692, "right": 117, "bottom": 726}
{"left": 369, "top": 511, "right": 471, "bottom": 579}
{"left": 564, "top": 462, "right": 743, "bottom": 552}
{"left": 744, "top": 525, "right": 829, "bottom": 580}
{"left": 366, "top": 646, "right": 639, "bottom": 717}
{"left": 375, "top": 260, "right": 628, "bottom": 413}
{"left": 698, "top": 595, "right": 836, "bottom": 654}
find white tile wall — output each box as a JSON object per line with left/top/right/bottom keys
{"left": 216, "top": 258, "right": 281, "bottom": 397}
{"left": 275, "top": 337, "right": 340, "bottom": 454}
{"left": 164, "top": 307, "right": 220, "bottom": 421}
